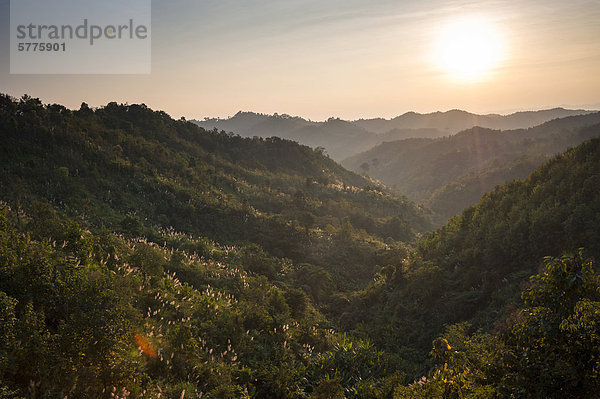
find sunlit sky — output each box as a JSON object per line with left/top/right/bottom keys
{"left": 1, "top": 0, "right": 600, "bottom": 120}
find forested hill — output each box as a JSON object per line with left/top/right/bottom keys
{"left": 343, "top": 138, "right": 600, "bottom": 365}
{"left": 343, "top": 113, "right": 600, "bottom": 221}
{"left": 0, "top": 94, "right": 434, "bottom": 396}
{"left": 0, "top": 94, "right": 431, "bottom": 246}
{"left": 420, "top": 137, "right": 600, "bottom": 313}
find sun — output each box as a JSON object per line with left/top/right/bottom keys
{"left": 433, "top": 16, "right": 505, "bottom": 82}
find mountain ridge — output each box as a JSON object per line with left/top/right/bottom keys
{"left": 353, "top": 107, "right": 594, "bottom": 133}
{"left": 343, "top": 112, "right": 600, "bottom": 221}
{"left": 193, "top": 108, "right": 593, "bottom": 160}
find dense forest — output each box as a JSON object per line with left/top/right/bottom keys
{"left": 342, "top": 138, "right": 600, "bottom": 358}
{"left": 0, "top": 94, "right": 432, "bottom": 292}
{"left": 1, "top": 94, "right": 599, "bottom": 398}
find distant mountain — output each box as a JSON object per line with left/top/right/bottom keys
{"left": 352, "top": 108, "right": 594, "bottom": 134}
{"left": 343, "top": 112, "right": 600, "bottom": 221}
{"left": 193, "top": 113, "right": 378, "bottom": 160}
{"left": 194, "top": 108, "right": 593, "bottom": 160}
{"left": 196, "top": 111, "right": 315, "bottom": 138}
{"left": 379, "top": 127, "right": 443, "bottom": 142}
{"left": 288, "top": 118, "right": 378, "bottom": 160}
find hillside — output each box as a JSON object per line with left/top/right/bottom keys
{"left": 343, "top": 113, "right": 600, "bottom": 221}
{"left": 196, "top": 111, "right": 316, "bottom": 140}
{"left": 342, "top": 138, "right": 600, "bottom": 362}
{"left": 0, "top": 94, "right": 434, "bottom": 396}
{"left": 0, "top": 94, "right": 434, "bottom": 292}
{"left": 0, "top": 197, "right": 408, "bottom": 397}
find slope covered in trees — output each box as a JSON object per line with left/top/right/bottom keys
{"left": 343, "top": 114, "right": 600, "bottom": 221}
{"left": 343, "top": 138, "right": 600, "bottom": 365}
{"left": 0, "top": 203, "right": 412, "bottom": 397}
{"left": 0, "top": 94, "right": 431, "bottom": 396}
{"left": 399, "top": 253, "right": 600, "bottom": 398}
{"left": 0, "top": 94, "right": 432, "bottom": 291}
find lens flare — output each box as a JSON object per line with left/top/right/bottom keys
{"left": 134, "top": 333, "right": 157, "bottom": 358}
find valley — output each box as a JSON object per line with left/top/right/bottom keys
{"left": 1, "top": 94, "right": 599, "bottom": 397}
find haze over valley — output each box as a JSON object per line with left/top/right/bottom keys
{"left": 193, "top": 107, "right": 593, "bottom": 161}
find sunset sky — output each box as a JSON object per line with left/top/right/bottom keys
{"left": 1, "top": 0, "right": 599, "bottom": 120}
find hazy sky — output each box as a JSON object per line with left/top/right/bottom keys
{"left": 1, "top": 0, "right": 600, "bottom": 120}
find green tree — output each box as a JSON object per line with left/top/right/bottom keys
{"left": 498, "top": 253, "right": 600, "bottom": 397}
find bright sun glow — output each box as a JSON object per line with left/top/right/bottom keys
{"left": 434, "top": 16, "right": 505, "bottom": 82}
